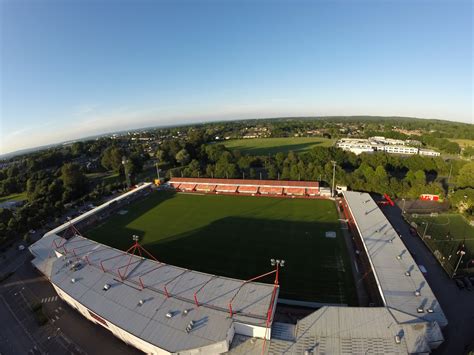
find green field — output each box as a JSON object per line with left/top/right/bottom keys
{"left": 0, "top": 191, "right": 27, "bottom": 204}
{"left": 408, "top": 213, "right": 474, "bottom": 276}
{"left": 448, "top": 138, "right": 474, "bottom": 148}
{"left": 87, "top": 191, "right": 356, "bottom": 304}
{"left": 223, "top": 137, "right": 335, "bottom": 155}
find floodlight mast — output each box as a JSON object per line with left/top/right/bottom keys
{"left": 271, "top": 258, "right": 285, "bottom": 285}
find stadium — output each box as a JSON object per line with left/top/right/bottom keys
{"left": 29, "top": 179, "right": 447, "bottom": 354}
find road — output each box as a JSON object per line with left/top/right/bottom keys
{"left": 382, "top": 204, "right": 474, "bottom": 355}
{"left": 0, "top": 254, "right": 140, "bottom": 355}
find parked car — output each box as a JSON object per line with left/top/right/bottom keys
{"left": 455, "top": 279, "right": 465, "bottom": 289}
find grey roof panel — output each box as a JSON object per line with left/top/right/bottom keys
{"left": 342, "top": 191, "right": 447, "bottom": 327}
{"left": 33, "top": 234, "right": 276, "bottom": 352}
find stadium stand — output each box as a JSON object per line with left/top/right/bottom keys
{"left": 215, "top": 185, "right": 238, "bottom": 193}
{"left": 237, "top": 185, "right": 259, "bottom": 194}
{"left": 169, "top": 178, "right": 320, "bottom": 198}
{"left": 283, "top": 187, "right": 305, "bottom": 196}
{"left": 179, "top": 183, "right": 197, "bottom": 191}
{"left": 195, "top": 184, "right": 216, "bottom": 192}
{"left": 259, "top": 187, "right": 283, "bottom": 195}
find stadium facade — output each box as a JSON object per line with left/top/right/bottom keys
{"left": 29, "top": 181, "right": 447, "bottom": 354}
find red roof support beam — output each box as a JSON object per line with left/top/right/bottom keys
{"left": 228, "top": 268, "right": 276, "bottom": 317}
{"left": 162, "top": 269, "right": 191, "bottom": 299}
{"left": 193, "top": 275, "right": 218, "bottom": 308}
{"left": 99, "top": 244, "right": 136, "bottom": 272}
{"left": 136, "top": 263, "right": 166, "bottom": 290}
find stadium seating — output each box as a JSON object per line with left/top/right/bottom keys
{"left": 196, "top": 184, "right": 216, "bottom": 192}
{"left": 215, "top": 185, "right": 238, "bottom": 193}
{"left": 237, "top": 185, "right": 259, "bottom": 194}
{"left": 284, "top": 187, "right": 305, "bottom": 195}
{"left": 180, "top": 183, "right": 197, "bottom": 191}
{"left": 169, "top": 178, "right": 320, "bottom": 199}
{"left": 259, "top": 187, "right": 283, "bottom": 195}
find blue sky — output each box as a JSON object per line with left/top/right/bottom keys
{"left": 1, "top": 0, "right": 472, "bottom": 154}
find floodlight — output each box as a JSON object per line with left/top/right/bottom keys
{"left": 132, "top": 235, "right": 139, "bottom": 242}
{"left": 270, "top": 259, "right": 276, "bottom": 266}
{"left": 280, "top": 260, "right": 285, "bottom": 267}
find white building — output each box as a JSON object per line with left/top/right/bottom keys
{"left": 336, "top": 138, "right": 375, "bottom": 155}
{"left": 382, "top": 145, "right": 419, "bottom": 155}
{"left": 336, "top": 137, "right": 440, "bottom": 156}
{"left": 419, "top": 149, "right": 441, "bottom": 157}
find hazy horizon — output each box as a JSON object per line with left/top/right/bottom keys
{"left": 1, "top": 0, "right": 472, "bottom": 154}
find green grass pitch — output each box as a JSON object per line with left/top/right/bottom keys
{"left": 408, "top": 213, "right": 474, "bottom": 276}
{"left": 223, "top": 137, "right": 335, "bottom": 155}
{"left": 87, "top": 191, "right": 356, "bottom": 304}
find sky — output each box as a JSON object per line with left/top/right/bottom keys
{"left": 0, "top": 0, "right": 472, "bottom": 154}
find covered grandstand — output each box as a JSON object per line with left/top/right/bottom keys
{"left": 29, "top": 184, "right": 279, "bottom": 354}
{"left": 169, "top": 178, "right": 322, "bottom": 198}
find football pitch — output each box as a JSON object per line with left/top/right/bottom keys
{"left": 408, "top": 213, "right": 474, "bottom": 276}
{"left": 87, "top": 191, "right": 356, "bottom": 304}
{"left": 223, "top": 137, "right": 335, "bottom": 155}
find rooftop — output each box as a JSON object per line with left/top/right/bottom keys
{"left": 30, "top": 233, "right": 277, "bottom": 353}
{"left": 342, "top": 191, "right": 447, "bottom": 327}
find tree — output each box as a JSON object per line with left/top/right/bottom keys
{"left": 175, "top": 149, "right": 191, "bottom": 166}
{"left": 61, "top": 163, "right": 88, "bottom": 200}
{"left": 125, "top": 154, "right": 144, "bottom": 176}
{"left": 71, "top": 142, "right": 85, "bottom": 156}
{"left": 373, "top": 166, "right": 389, "bottom": 194}
{"left": 265, "top": 161, "right": 278, "bottom": 179}
{"left": 155, "top": 150, "right": 167, "bottom": 164}
{"left": 101, "top": 147, "right": 124, "bottom": 172}
{"left": 450, "top": 188, "right": 474, "bottom": 216}
{"left": 457, "top": 162, "right": 474, "bottom": 188}
{"left": 183, "top": 160, "right": 201, "bottom": 177}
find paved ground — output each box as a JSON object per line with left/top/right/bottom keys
{"left": 382, "top": 204, "right": 474, "bottom": 355}
{"left": 0, "top": 255, "right": 140, "bottom": 355}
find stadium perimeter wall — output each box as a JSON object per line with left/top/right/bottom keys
{"left": 53, "top": 284, "right": 231, "bottom": 354}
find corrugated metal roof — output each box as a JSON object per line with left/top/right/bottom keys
{"left": 266, "top": 307, "right": 440, "bottom": 354}
{"left": 169, "top": 178, "right": 319, "bottom": 188}
{"left": 32, "top": 234, "right": 277, "bottom": 353}
{"left": 342, "top": 191, "right": 447, "bottom": 327}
